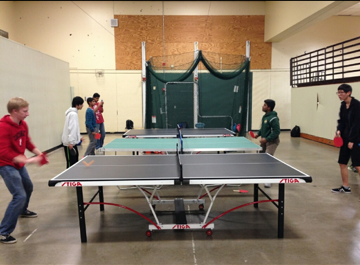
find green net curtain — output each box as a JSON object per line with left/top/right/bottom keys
{"left": 145, "top": 51, "right": 251, "bottom": 136}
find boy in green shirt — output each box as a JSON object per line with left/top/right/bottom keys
{"left": 254, "top": 99, "right": 280, "bottom": 188}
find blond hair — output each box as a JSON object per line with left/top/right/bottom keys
{"left": 7, "top": 97, "right": 29, "bottom": 113}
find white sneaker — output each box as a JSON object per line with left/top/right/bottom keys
{"left": 264, "top": 183, "right": 271, "bottom": 188}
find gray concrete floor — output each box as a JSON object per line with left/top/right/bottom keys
{"left": 0, "top": 132, "right": 359, "bottom": 265}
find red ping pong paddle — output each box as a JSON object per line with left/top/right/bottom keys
{"left": 40, "top": 153, "right": 49, "bottom": 166}
{"left": 95, "top": 133, "right": 101, "bottom": 139}
{"left": 233, "top": 190, "right": 248, "bottom": 193}
{"left": 249, "top": 131, "right": 255, "bottom": 138}
{"left": 333, "top": 136, "right": 343, "bottom": 147}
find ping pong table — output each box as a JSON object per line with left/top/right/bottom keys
{"left": 101, "top": 137, "right": 261, "bottom": 153}
{"left": 123, "top": 128, "right": 235, "bottom": 138}
{"left": 48, "top": 152, "right": 312, "bottom": 243}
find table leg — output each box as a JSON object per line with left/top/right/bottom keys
{"left": 278, "top": 183, "right": 285, "bottom": 238}
{"left": 253, "top": 184, "right": 259, "bottom": 208}
{"left": 98, "top": 186, "right": 104, "bottom": 211}
{"left": 76, "top": 187, "right": 87, "bottom": 243}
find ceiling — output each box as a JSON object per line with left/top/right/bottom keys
{"left": 337, "top": 2, "right": 360, "bottom": 16}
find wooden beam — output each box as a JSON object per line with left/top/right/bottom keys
{"left": 300, "top": 133, "right": 336, "bottom": 147}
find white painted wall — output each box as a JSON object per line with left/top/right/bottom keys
{"left": 113, "top": 1, "right": 265, "bottom": 15}
{"left": 264, "top": 1, "right": 358, "bottom": 42}
{"left": 292, "top": 83, "right": 360, "bottom": 140}
{"left": 0, "top": 37, "right": 70, "bottom": 154}
{"left": 70, "top": 70, "right": 143, "bottom": 132}
{"left": 262, "top": 15, "right": 360, "bottom": 135}
{"left": 0, "top": 1, "right": 15, "bottom": 35}
{"left": 271, "top": 16, "right": 360, "bottom": 69}
{"left": 11, "top": 1, "right": 116, "bottom": 70}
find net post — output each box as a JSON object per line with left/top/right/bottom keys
{"left": 176, "top": 124, "right": 181, "bottom": 137}
{"left": 176, "top": 124, "right": 184, "bottom": 153}
{"left": 175, "top": 143, "right": 183, "bottom": 185}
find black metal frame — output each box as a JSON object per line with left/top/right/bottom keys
{"left": 75, "top": 184, "right": 286, "bottom": 243}
{"left": 254, "top": 184, "right": 285, "bottom": 238}
{"left": 76, "top": 186, "right": 104, "bottom": 243}
{"left": 290, "top": 36, "right": 360, "bottom": 88}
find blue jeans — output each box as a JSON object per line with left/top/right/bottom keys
{"left": 96, "top": 122, "right": 105, "bottom": 149}
{"left": 0, "top": 166, "right": 33, "bottom": 236}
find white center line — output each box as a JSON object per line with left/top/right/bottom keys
{"left": 23, "top": 228, "right": 37, "bottom": 242}
{"left": 188, "top": 205, "right": 197, "bottom": 265}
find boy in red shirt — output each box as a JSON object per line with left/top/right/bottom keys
{"left": 92, "top": 93, "right": 105, "bottom": 150}
{"left": 0, "top": 97, "right": 46, "bottom": 244}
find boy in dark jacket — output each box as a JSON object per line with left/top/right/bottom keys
{"left": 84, "top": 97, "right": 97, "bottom": 156}
{"left": 332, "top": 84, "right": 360, "bottom": 193}
{"left": 254, "top": 99, "right": 281, "bottom": 188}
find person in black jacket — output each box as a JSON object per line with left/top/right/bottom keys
{"left": 332, "top": 84, "right": 360, "bottom": 193}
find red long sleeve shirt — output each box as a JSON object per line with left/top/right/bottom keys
{"left": 93, "top": 102, "right": 104, "bottom": 124}
{"left": 0, "top": 115, "right": 36, "bottom": 169}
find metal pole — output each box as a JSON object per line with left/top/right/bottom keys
{"left": 142, "top": 41, "right": 146, "bottom": 128}
{"left": 246, "top": 40, "right": 251, "bottom": 132}
{"left": 194, "top": 42, "right": 199, "bottom": 127}
{"left": 246, "top": 40, "right": 250, "bottom": 60}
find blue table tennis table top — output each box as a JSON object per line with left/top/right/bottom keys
{"left": 102, "top": 137, "right": 261, "bottom": 152}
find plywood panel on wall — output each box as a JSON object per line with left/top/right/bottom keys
{"left": 115, "top": 15, "right": 162, "bottom": 70}
{"left": 114, "top": 15, "right": 271, "bottom": 70}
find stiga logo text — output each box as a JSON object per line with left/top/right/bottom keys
{"left": 280, "top": 179, "right": 299, "bottom": 183}
{"left": 173, "top": 225, "right": 191, "bottom": 229}
{"left": 62, "top": 182, "right": 82, "bottom": 186}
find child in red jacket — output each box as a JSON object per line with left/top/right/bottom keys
{"left": 0, "top": 97, "right": 46, "bottom": 244}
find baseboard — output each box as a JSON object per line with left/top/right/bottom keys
{"left": 300, "top": 133, "right": 335, "bottom": 147}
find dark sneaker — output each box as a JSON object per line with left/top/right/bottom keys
{"left": 331, "top": 186, "right": 351, "bottom": 193}
{"left": 1, "top": 235, "right": 17, "bottom": 244}
{"left": 20, "top": 210, "right": 38, "bottom": 218}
